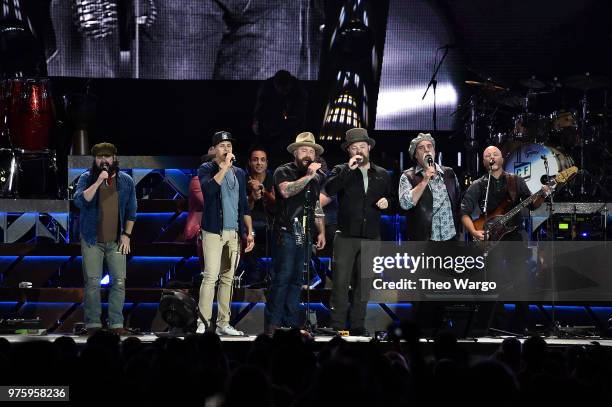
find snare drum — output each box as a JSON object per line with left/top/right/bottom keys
{"left": 503, "top": 143, "right": 574, "bottom": 194}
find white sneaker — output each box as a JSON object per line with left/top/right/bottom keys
{"left": 196, "top": 320, "right": 207, "bottom": 334}
{"left": 215, "top": 325, "right": 244, "bottom": 336}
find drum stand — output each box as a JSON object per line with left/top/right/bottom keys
{"left": 575, "top": 93, "right": 610, "bottom": 198}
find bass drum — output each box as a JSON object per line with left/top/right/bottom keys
{"left": 503, "top": 143, "right": 574, "bottom": 194}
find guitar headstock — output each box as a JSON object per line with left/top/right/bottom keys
{"left": 554, "top": 166, "right": 578, "bottom": 185}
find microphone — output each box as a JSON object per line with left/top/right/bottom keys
{"left": 426, "top": 154, "right": 434, "bottom": 167}
{"left": 489, "top": 158, "right": 495, "bottom": 166}
{"left": 355, "top": 156, "right": 363, "bottom": 164}
{"left": 225, "top": 153, "right": 236, "bottom": 164}
{"left": 73, "top": 0, "right": 118, "bottom": 39}
{"left": 101, "top": 163, "right": 110, "bottom": 186}
{"left": 305, "top": 159, "right": 325, "bottom": 176}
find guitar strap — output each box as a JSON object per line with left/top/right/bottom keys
{"left": 505, "top": 172, "right": 518, "bottom": 203}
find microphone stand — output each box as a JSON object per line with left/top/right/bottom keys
{"left": 423, "top": 46, "right": 451, "bottom": 138}
{"left": 302, "top": 181, "right": 316, "bottom": 334}
{"left": 482, "top": 164, "right": 493, "bottom": 263}
{"left": 542, "top": 156, "right": 559, "bottom": 337}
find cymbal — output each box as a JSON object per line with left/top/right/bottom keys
{"left": 565, "top": 73, "right": 610, "bottom": 91}
{"left": 519, "top": 77, "right": 546, "bottom": 89}
{"left": 590, "top": 107, "right": 612, "bottom": 118}
{"left": 465, "top": 80, "right": 507, "bottom": 92}
{"left": 494, "top": 93, "right": 524, "bottom": 108}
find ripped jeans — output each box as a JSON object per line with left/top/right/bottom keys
{"left": 81, "top": 240, "right": 127, "bottom": 329}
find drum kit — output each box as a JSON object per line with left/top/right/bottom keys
{"left": 461, "top": 72, "right": 611, "bottom": 198}
{"left": 0, "top": 77, "right": 59, "bottom": 198}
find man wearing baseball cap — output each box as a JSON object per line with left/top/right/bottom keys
{"left": 324, "top": 128, "right": 394, "bottom": 336}
{"left": 197, "top": 131, "right": 255, "bottom": 335}
{"left": 74, "top": 142, "right": 137, "bottom": 335}
{"left": 399, "top": 133, "right": 462, "bottom": 241}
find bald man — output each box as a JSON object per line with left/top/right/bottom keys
{"left": 461, "top": 146, "right": 550, "bottom": 335}
{"left": 461, "top": 146, "right": 549, "bottom": 241}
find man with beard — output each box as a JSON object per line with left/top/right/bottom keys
{"left": 74, "top": 143, "right": 137, "bottom": 335}
{"left": 399, "top": 133, "right": 462, "bottom": 241}
{"left": 324, "top": 128, "right": 393, "bottom": 336}
{"left": 265, "top": 132, "right": 326, "bottom": 334}
{"left": 197, "top": 131, "right": 255, "bottom": 335}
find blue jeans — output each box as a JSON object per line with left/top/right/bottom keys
{"left": 264, "top": 231, "right": 304, "bottom": 327}
{"left": 81, "top": 240, "right": 126, "bottom": 329}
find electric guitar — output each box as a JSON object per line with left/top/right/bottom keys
{"left": 473, "top": 166, "right": 578, "bottom": 247}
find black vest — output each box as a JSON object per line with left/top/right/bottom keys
{"left": 403, "top": 166, "right": 461, "bottom": 241}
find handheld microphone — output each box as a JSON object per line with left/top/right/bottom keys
{"left": 355, "top": 156, "right": 363, "bottom": 164}
{"left": 426, "top": 154, "right": 434, "bottom": 166}
{"left": 225, "top": 153, "right": 236, "bottom": 164}
{"left": 305, "top": 159, "right": 325, "bottom": 176}
{"left": 101, "top": 163, "right": 110, "bottom": 186}
{"left": 489, "top": 158, "right": 495, "bottom": 166}
{"left": 73, "top": 0, "right": 118, "bottom": 39}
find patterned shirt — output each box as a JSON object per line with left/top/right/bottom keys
{"left": 399, "top": 164, "right": 457, "bottom": 241}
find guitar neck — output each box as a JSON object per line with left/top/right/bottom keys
{"left": 497, "top": 190, "right": 544, "bottom": 224}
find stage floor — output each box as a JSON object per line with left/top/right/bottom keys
{"left": 2, "top": 333, "right": 610, "bottom": 347}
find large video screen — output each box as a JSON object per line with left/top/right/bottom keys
{"left": 375, "top": 0, "right": 459, "bottom": 131}
{"left": 13, "top": 0, "right": 324, "bottom": 80}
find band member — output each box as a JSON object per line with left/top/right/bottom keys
{"left": 399, "top": 133, "right": 462, "bottom": 241}
{"left": 324, "top": 128, "right": 393, "bottom": 336}
{"left": 197, "top": 131, "right": 255, "bottom": 335}
{"left": 461, "top": 145, "right": 549, "bottom": 241}
{"left": 461, "top": 145, "right": 550, "bottom": 334}
{"left": 265, "top": 132, "right": 326, "bottom": 334}
{"left": 246, "top": 147, "right": 276, "bottom": 232}
{"left": 74, "top": 143, "right": 136, "bottom": 335}
{"left": 244, "top": 147, "right": 276, "bottom": 286}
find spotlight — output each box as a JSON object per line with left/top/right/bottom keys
{"left": 157, "top": 289, "right": 197, "bottom": 336}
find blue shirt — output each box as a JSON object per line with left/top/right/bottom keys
{"left": 221, "top": 169, "right": 239, "bottom": 230}
{"left": 74, "top": 171, "right": 137, "bottom": 245}
{"left": 198, "top": 161, "right": 250, "bottom": 235}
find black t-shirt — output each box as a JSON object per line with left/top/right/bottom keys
{"left": 273, "top": 162, "right": 322, "bottom": 231}
{"left": 248, "top": 171, "right": 274, "bottom": 224}
{"left": 461, "top": 172, "right": 533, "bottom": 227}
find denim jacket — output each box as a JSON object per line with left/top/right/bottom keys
{"left": 198, "top": 161, "right": 250, "bottom": 236}
{"left": 74, "top": 171, "right": 138, "bottom": 245}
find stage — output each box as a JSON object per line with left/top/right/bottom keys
{"left": 3, "top": 332, "right": 610, "bottom": 347}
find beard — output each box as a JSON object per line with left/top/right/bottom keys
{"left": 89, "top": 159, "right": 120, "bottom": 186}
{"left": 296, "top": 157, "right": 313, "bottom": 171}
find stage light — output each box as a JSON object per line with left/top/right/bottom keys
{"left": 158, "top": 289, "right": 197, "bottom": 335}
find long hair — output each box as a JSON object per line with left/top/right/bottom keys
{"left": 87, "top": 157, "right": 120, "bottom": 187}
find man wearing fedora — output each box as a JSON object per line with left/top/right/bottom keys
{"left": 324, "top": 128, "right": 394, "bottom": 336}
{"left": 74, "top": 142, "right": 137, "bottom": 335}
{"left": 399, "top": 133, "right": 462, "bottom": 241}
{"left": 197, "top": 131, "right": 255, "bottom": 336}
{"left": 265, "top": 132, "right": 326, "bottom": 334}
